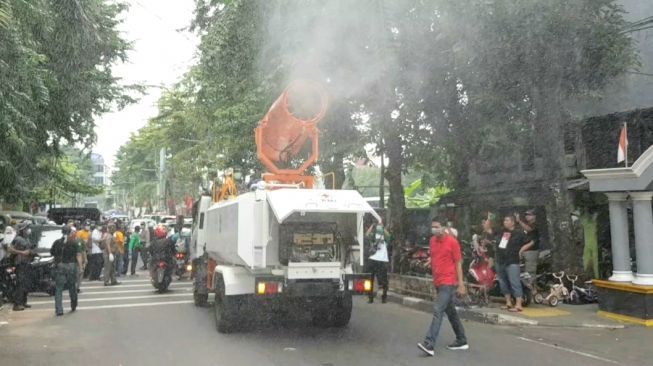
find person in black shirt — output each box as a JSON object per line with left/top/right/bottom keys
{"left": 517, "top": 209, "right": 538, "bottom": 276}
{"left": 496, "top": 215, "right": 530, "bottom": 312}
{"left": 51, "top": 226, "right": 79, "bottom": 316}
{"left": 8, "top": 222, "right": 35, "bottom": 311}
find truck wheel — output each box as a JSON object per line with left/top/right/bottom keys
{"left": 331, "top": 293, "right": 353, "bottom": 328}
{"left": 214, "top": 277, "right": 239, "bottom": 333}
{"left": 193, "top": 290, "right": 208, "bottom": 307}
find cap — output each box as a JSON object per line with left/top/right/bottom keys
{"left": 525, "top": 209, "right": 536, "bottom": 216}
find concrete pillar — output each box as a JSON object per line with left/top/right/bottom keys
{"left": 606, "top": 192, "right": 633, "bottom": 282}
{"left": 630, "top": 192, "right": 653, "bottom": 285}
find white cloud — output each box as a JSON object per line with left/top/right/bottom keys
{"left": 93, "top": 0, "right": 198, "bottom": 170}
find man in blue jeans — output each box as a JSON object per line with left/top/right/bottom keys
{"left": 418, "top": 218, "right": 469, "bottom": 357}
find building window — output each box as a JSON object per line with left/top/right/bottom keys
{"left": 94, "top": 177, "right": 104, "bottom": 185}
{"left": 95, "top": 164, "right": 104, "bottom": 173}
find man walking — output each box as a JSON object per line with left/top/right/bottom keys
{"left": 140, "top": 222, "right": 151, "bottom": 270}
{"left": 129, "top": 226, "right": 142, "bottom": 276}
{"left": 418, "top": 218, "right": 468, "bottom": 357}
{"left": 50, "top": 226, "right": 79, "bottom": 316}
{"left": 102, "top": 225, "right": 119, "bottom": 286}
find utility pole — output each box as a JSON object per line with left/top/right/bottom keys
{"left": 159, "top": 147, "right": 166, "bottom": 212}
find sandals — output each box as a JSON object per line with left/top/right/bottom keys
{"left": 501, "top": 305, "right": 513, "bottom": 310}
{"left": 509, "top": 307, "right": 523, "bottom": 312}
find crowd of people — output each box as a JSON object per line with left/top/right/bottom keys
{"left": 0, "top": 217, "right": 171, "bottom": 316}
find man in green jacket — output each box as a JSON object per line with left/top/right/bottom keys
{"left": 129, "top": 226, "right": 142, "bottom": 276}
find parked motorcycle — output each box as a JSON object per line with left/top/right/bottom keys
{"left": 464, "top": 237, "right": 496, "bottom": 307}
{"left": 29, "top": 254, "right": 56, "bottom": 296}
{"left": 0, "top": 259, "right": 17, "bottom": 303}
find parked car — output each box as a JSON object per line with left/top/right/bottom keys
{"left": 129, "top": 219, "right": 156, "bottom": 233}
{"left": 0, "top": 211, "right": 34, "bottom": 228}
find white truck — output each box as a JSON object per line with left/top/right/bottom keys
{"left": 190, "top": 186, "right": 379, "bottom": 333}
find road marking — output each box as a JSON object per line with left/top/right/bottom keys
{"left": 80, "top": 283, "right": 192, "bottom": 290}
{"left": 65, "top": 288, "right": 193, "bottom": 296}
{"left": 517, "top": 336, "right": 619, "bottom": 364}
{"left": 77, "top": 300, "right": 193, "bottom": 310}
{"left": 27, "top": 293, "right": 192, "bottom": 305}
{"left": 82, "top": 279, "right": 152, "bottom": 284}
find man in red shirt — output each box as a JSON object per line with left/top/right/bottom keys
{"left": 418, "top": 218, "right": 468, "bottom": 357}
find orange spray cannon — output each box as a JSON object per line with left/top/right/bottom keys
{"left": 255, "top": 80, "right": 328, "bottom": 188}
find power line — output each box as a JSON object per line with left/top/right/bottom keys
{"left": 132, "top": 0, "right": 194, "bottom": 42}
{"left": 626, "top": 71, "right": 653, "bottom": 77}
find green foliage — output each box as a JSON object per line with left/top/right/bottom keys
{"left": 0, "top": 0, "right": 132, "bottom": 202}
{"left": 404, "top": 179, "right": 451, "bottom": 209}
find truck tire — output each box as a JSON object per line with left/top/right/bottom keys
{"left": 214, "top": 276, "right": 239, "bottom": 333}
{"left": 331, "top": 293, "right": 353, "bottom": 328}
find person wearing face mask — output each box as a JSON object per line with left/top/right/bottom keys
{"left": 50, "top": 226, "right": 80, "bottom": 316}
{"left": 418, "top": 218, "right": 468, "bottom": 357}
{"left": 365, "top": 221, "right": 392, "bottom": 304}
{"left": 8, "top": 222, "right": 36, "bottom": 311}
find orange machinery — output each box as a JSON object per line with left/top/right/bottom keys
{"left": 254, "top": 80, "right": 328, "bottom": 188}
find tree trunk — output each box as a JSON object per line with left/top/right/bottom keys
{"left": 383, "top": 129, "right": 406, "bottom": 273}
{"left": 533, "top": 86, "right": 577, "bottom": 273}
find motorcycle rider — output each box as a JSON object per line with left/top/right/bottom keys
{"left": 50, "top": 226, "right": 79, "bottom": 316}
{"left": 149, "top": 226, "right": 175, "bottom": 283}
{"left": 365, "top": 221, "right": 392, "bottom": 304}
{"left": 8, "top": 222, "right": 36, "bottom": 311}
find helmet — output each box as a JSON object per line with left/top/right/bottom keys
{"left": 154, "top": 225, "right": 167, "bottom": 239}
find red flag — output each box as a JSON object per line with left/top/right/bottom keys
{"left": 618, "top": 123, "right": 628, "bottom": 164}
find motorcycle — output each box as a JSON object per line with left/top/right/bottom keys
{"left": 29, "top": 254, "right": 57, "bottom": 296}
{"left": 151, "top": 259, "right": 173, "bottom": 293}
{"left": 464, "top": 237, "right": 496, "bottom": 307}
{"left": 174, "top": 238, "right": 190, "bottom": 280}
{"left": 0, "top": 253, "right": 56, "bottom": 302}
{"left": 0, "top": 259, "right": 17, "bottom": 303}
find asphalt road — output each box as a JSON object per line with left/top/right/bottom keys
{"left": 0, "top": 273, "right": 649, "bottom": 366}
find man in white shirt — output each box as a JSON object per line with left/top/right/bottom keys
{"left": 88, "top": 224, "right": 104, "bottom": 281}
{"left": 365, "top": 221, "right": 392, "bottom": 304}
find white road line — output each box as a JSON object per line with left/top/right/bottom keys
{"left": 66, "top": 288, "right": 193, "bottom": 296}
{"left": 27, "top": 293, "right": 192, "bottom": 305}
{"left": 517, "top": 336, "right": 619, "bottom": 364}
{"left": 27, "top": 300, "right": 195, "bottom": 312}
{"left": 81, "top": 283, "right": 192, "bottom": 290}
{"left": 77, "top": 300, "right": 193, "bottom": 310}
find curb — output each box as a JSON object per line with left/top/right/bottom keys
{"left": 384, "top": 291, "right": 625, "bottom": 329}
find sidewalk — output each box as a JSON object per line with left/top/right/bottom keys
{"left": 384, "top": 291, "right": 629, "bottom": 329}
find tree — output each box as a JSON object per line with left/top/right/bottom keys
{"left": 433, "top": 0, "right": 636, "bottom": 271}
{"left": 0, "top": 0, "right": 133, "bottom": 202}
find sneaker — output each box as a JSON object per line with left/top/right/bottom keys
{"left": 12, "top": 305, "right": 25, "bottom": 311}
{"left": 418, "top": 343, "right": 435, "bottom": 356}
{"left": 447, "top": 340, "right": 469, "bottom": 350}
{"left": 23, "top": 304, "right": 32, "bottom": 309}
